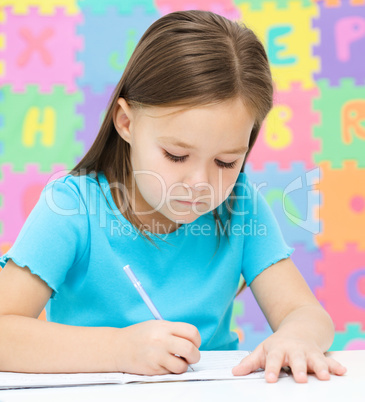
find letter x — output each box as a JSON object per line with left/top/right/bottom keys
{"left": 17, "top": 27, "right": 54, "bottom": 67}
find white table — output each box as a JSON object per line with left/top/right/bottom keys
{"left": 0, "top": 351, "right": 364, "bottom": 402}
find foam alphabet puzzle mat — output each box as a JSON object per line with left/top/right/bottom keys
{"left": 1, "top": 0, "right": 364, "bottom": 351}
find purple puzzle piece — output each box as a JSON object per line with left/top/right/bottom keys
{"left": 76, "top": 86, "right": 114, "bottom": 162}
{"left": 313, "top": 3, "right": 365, "bottom": 85}
{"left": 291, "top": 243, "right": 323, "bottom": 293}
{"left": 236, "top": 287, "right": 268, "bottom": 331}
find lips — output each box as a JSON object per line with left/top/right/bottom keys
{"left": 176, "top": 200, "right": 204, "bottom": 205}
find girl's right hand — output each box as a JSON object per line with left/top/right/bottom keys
{"left": 113, "top": 320, "right": 201, "bottom": 375}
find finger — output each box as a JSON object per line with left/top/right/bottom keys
{"left": 264, "top": 350, "right": 285, "bottom": 383}
{"left": 161, "top": 353, "right": 189, "bottom": 374}
{"left": 307, "top": 354, "right": 330, "bottom": 381}
{"left": 232, "top": 348, "right": 264, "bottom": 376}
{"left": 288, "top": 352, "right": 308, "bottom": 383}
{"left": 169, "top": 322, "right": 202, "bottom": 349}
{"left": 326, "top": 357, "right": 347, "bottom": 376}
{"left": 168, "top": 336, "right": 200, "bottom": 365}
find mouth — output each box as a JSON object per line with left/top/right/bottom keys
{"left": 176, "top": 200, "right": 204, "bottom": 205}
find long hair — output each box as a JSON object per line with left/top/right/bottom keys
{"left": 70, "top": 10, "right": 273, "bottom": 297}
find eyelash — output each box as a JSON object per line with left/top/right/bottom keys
{"left": 163, "top": 150, "right": 238, "bottom": 169}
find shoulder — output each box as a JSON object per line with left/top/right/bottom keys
{"left": 40, "top": 172, "right": 102, "bottom": 214}
{"left": 44, "top": 172, "right": 100, "bottom": 194}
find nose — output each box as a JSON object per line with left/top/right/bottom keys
{"left": 183, "top": 166, "right": 210, "bottom": 193}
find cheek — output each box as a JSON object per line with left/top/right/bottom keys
{"left": 132, "top": 145, "right": 166, "bottom": 173}
{"left": 135, "top": 173, "right": 163, "bottom": 200}
{"left": 211, "top": 172, "right": 238, "bottom": 198}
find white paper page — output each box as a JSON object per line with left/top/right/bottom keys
{"left": 0, "top": 351, "right": 287, "bottom": 389}
{"left": 0, "top": 372, "right": 124, "bottom": 390}
{"left": 123, "top": 350, "right": 287, "bottom": 383}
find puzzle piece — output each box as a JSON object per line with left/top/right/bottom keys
{"left": 330, "top": 323, "right": 365, "bottom": 351}
{"left": 0, "top": 241, "right": 12, "bottom": 272}
{"left": 0, "top": 8, "right": 4, "bottom": 78}
{"left": 236, "top": 0, "right": 319, "bottom": 90}
{"left": 236, "top": 286, "right": 268, "bottom": 331}
{"left": 78, "top": 0, "right": 157, "bottom": 15}
{"left": 315, "top": 244, "right": 365, "bottom": 331}
{"left": 290, "top": 243, "right": 323, "bottom": 292}
{"left": 313, "top": 2, "right": 365, "bottom": 86}
{"left": 78, "top": 6, "right": 159, "bottom": 92}
{"left": 0, "top": 242, "right": 11, "bottom": 255}
{"left": 314, "top": 160, "right": 365, "bottom": 251}
{"left": 0, "top": 7, "right": 83, "bottom": 92}
{"left": 245, "top": 162, "right": 320, "bottom": 250}
{"left": 0, "top": 163, "right": 67, "bottom": 244}
{"left": 312, "top": 0, "right": 365, "bottom": 8}
{"left": 249, "top": 82, "right": 320, "bottom": 170}
{"left": 0, "top": 85, "right": 83, "bottom": 172}
{"left": 313, "top": 79, "right": 365, "bottom": 168}
{"left": 0, "top": 0, "right": 79, "bottom": 15}
{"left": 76, "top": 85, "right": 114, "bottom": 159}
{"left": 155, "top": 0, "right": 241, "bottom": 20}
{"left": 238, "top": 323, "right": 273, "bottom": 351}
{"left": 234, "top": 0, "right": 313, "bottom": 10}
{"left": 230, "top": 298, "right": 244, "bottom": 342}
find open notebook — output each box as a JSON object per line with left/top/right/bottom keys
{"left": 0, "top": 351, "right": 288, "bottom": 389}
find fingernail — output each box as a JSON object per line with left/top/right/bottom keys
{"left": 299, "top": 371, "right": 306, "bottom": 378}
{"left": 320, "top": 370, "right": 329, "bottom": 377}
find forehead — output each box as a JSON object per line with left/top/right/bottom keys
{"left": 135, "top": 98, "right": 255, "bottom": 142}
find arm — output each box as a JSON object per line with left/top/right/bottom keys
{"left": 232, "top": 257, "right": 347, "bottom": 383}
{"left": 0, "top": 259, "right": 119, "bottom": 373}
{"left": 0, "top": 259, "right": 200, "bottom": 374}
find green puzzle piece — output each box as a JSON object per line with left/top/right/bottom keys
{"left": 313, "top": 79, "right": 365, "bottom": 169}
{"left": 0, "top": 85, "right": 84, "bottom": 173}
{"left": 330, "top": 323, "right": 365, "bottom": 351}
{"left": 233, "top": 0, "right": 313, "bottom": 11}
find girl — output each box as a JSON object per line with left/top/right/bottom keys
{"left": 0, "top": 10, "right": 346, "bottom": 383}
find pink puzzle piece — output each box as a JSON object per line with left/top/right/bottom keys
{"left": 249, "top": 82, "right": 320, "bottom": 170}
{"left": 315, "top": 244, "right": 365, "bottom": 331}
{"left": 0, "top": 163, "right": 67, "bottom": 244}
{"left": 155, "top": 0, "right": 241, "bottom": 20}
{"left": 0, "top": 7, "right": 83, "bottom": 93}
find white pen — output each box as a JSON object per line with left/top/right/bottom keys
{"left": 123, "top": 264, "right": 195, "bottom": 372}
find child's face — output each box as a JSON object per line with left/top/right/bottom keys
{"left": 115, "top": 97, "right": 254, "bottom": 231}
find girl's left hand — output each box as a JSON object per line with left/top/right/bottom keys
{"left": 231, "top": 331, "right": 347, "bottom": 383}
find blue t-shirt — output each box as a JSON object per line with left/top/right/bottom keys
{"left": 0, "top": 171, "right": 294, "bottom": 350}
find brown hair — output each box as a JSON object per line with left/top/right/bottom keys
{"left": 70, "top": 10, "right": 273, "bottom": 297}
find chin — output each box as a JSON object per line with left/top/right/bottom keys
{"left": 171, "top": 213, "right": 201, "bottom": 225}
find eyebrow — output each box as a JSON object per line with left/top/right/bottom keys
{"left": 157, "top": 136, "right": 248, "bottom": 154}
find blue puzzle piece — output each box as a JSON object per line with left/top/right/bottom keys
{"left": 79, "top": 0, "right": 157, "bottom": 15}
{"left": 78, "top": 7, "right": 160, "bottom": 92}
{"left": 238, "top": 324, "right": 273, "bottom": 351}
{"left": 244, "top": 162, "right": 320, "bottom": 251}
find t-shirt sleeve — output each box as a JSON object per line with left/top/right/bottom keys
{"left": 238, "top": 174, "right": 295, "bottom": 286}
{"left": 0, "top": 176, "right": 89, "bottom": 300}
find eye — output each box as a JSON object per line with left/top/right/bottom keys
{"left": 215, "top": 160, "right": 238, "bottom": 169}
{"left": 163, "top": 150, "right": 238, "bottom": 169}
{"left": 163, "top": 150, "right": 188, "bottom": 163}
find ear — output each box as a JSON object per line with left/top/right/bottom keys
{"left": 113, "top": 98, "right": 134, "bottom": 144}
